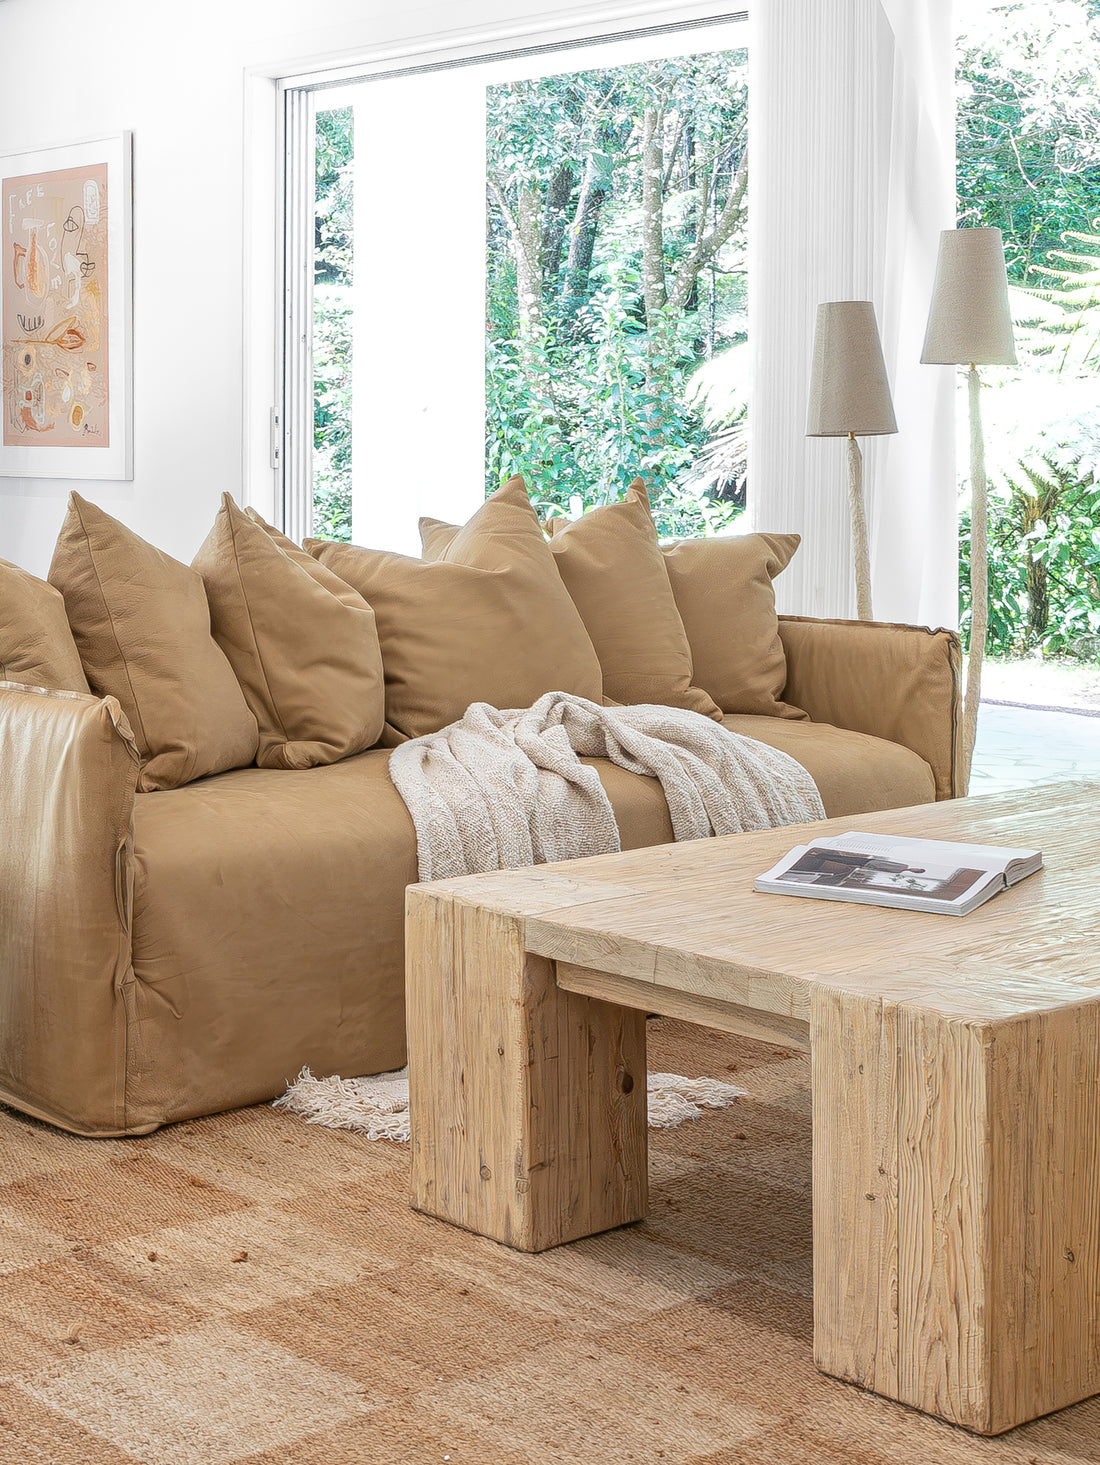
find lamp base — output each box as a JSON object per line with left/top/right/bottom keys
{"left": 960, "top": 366, "right": 988, "bottom": 796}
{"left": 847, "top": 434, "right": 872, "bottom": 621}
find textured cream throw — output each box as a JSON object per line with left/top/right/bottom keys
{"left": 389, "top": 691, "right": 824, "bottom": 882}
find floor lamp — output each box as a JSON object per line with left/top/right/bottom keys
{"left": 806, "top": 301, "right": 897, "bottom": 621}
{"left": 921, "top": 227, "right": 1016, "bottom": 796}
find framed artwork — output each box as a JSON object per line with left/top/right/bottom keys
{"left": 1, "top": 132, "right": 132, "bottom": 479}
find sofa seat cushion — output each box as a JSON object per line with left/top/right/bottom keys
{"left": 721, "top": 714, "right": 935, "bottom": 817}
{"left": 127, "top": 720, "right": 928, "bottom": 1124}
{"left": 130, "top": 750, "right": 414, "bottom": 1124}
{"left": 128, "top": 747, "right": 678, "bottom": 1124}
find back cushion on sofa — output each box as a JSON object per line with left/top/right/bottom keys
{"left": 193, "top": 494, "right": 385, "bottom": 769}
{"left": 244, "top": 505, "right": 323, "bottom": 565}
{"left": 308, "top": 477, "right": 603, "bottom": 740}
{"left": 417, "top": 516, "right": 460, "bottom": 561}
{"left": 0, "top": 558, "right": 90, "bottom": 693}
{"left": 660, "top": 533, "right": 807, "bottom": 719}
{"left": 543, "top": 480, "right": 722, "bottom": 720}
{"left": 49, "top": 493, "right": 259, "bottom": 791}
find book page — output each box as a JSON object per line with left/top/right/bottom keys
{"left": 762, "top": 842, "right": 993, "bottom": 907}
{"left": 813, "top": 831, "right": 1036, "bottom": 874}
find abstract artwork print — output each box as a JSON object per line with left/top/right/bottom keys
{"left": 3, "top": 162, "right": 110, "bottom": 448}
{"left": 0, "top": 133, "right": 131, "bottom": 479}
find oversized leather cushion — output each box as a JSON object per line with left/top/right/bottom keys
{"left": 49, "top": 493, "right": 258, "bottom": 791}
{"left": 310, "top": 477, "right": 603, "bottom": 739}
{"left": 0, "top": 557, "right": 89, "bottom": 692}
{"left": 661, "top": 533, "right": 807, "bottom": 719}
{"left": 535, "top": 481, "right": 723, "bottom": 719}
{"left": 193, "top": 495, "right": 385, "bottom": 770}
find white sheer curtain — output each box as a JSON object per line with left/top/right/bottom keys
{"left": 747, "top": 0, "right": 957, "bottom": 628}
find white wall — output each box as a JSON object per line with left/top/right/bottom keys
{"left": 0, "top": 0, "right": 730, "bottom": 575}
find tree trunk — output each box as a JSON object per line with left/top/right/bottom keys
{"left": 562, "top": 152, "right": 611, "bottom": 323}
{"left": 1026, "top": 550, "right": 1050, "bottom": 644}
{"left": 487, "top": 175, "right": 566, "bottom": 461}
{"left": 640, "top": 103, "right": 671, "bottom": 444}
{"left": 666, "top": 144, "right": 748, "bottom": 318}
{"left": 514, "top": 184, "right": 545, "bottom": 376}
{"left": 640, "top": 105, "right": 668, "bottom": 328}
{"left": 541, "top": 163, "right": 575, "bottom": 291}
{"left": 681, "top": 123, "right": 702, "bottom": 345}
{"left": 1018, "top": 486, "right": 1055, "bottom": 646}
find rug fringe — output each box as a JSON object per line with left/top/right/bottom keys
{"left": 645, "top": 1073, "right": 746, "bottom": 1129}
{"left": 274, "top": 1067, "right": 743, "bottom": 1142}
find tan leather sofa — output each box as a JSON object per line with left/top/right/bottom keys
{"left": 0, "top": 614, "right": 960, "bottom": 1138}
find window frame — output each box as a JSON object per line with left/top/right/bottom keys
{"left": 248, "top": 4, "right": 748, "bottom": 535}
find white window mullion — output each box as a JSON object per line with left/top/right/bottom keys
{"left": 281, "top": 86, "right": 315, "bottom": 542}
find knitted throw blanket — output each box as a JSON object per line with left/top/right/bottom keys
{"left": 388, "top": 692, "right": 825, "bottom": 882}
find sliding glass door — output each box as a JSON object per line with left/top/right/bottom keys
{"left": 282, "top": 14, "right": 748, "bottom": 551}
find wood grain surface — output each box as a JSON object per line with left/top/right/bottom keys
{"left": 405, "top": 779, "right": 1100, "bottom": 1434}
{"left": 407, "top": 890, "right": 648, "bottom": 1252}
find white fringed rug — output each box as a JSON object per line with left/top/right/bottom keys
{"left": 274, "top": 1066, "right": 745, "bottom": 1141}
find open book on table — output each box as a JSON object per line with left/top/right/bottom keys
{"left": 754, "top": 830, "right": 1043, "bottom": 916}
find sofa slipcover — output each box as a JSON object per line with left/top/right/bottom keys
{"left": 0, "top": 617, "right": 961, "bottom": 1137}
{"left": 124, "top": 714, "right": 932, "bottom": 1132}
{"left": 721, "top": 715, "right": 935, "bottom": 814}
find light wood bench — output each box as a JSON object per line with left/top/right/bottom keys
{"left": 406, "top": 780, "right": 1100, "bottom": 1435}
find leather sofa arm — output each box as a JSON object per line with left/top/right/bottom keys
{"left": 778, "top": 617, "right": 963, "bottom": 801}
{"left": 0, "top": 683, "right": 142, "bottom": 1133}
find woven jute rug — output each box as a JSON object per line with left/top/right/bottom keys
{"left": 0, "top": 1017, "right": 1097, "bottom": 1465}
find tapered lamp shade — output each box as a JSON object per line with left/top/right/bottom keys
{"left": 921, "top": 227, "right": 1017, "bottom": 366}
{"left": 806, "top": 301, "right": 898, "bottom": 437}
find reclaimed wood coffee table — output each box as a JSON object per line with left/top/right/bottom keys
{"left": 406, "top": 780, "right": 1100, "bottom": 1436}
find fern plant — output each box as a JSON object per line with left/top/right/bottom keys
{"left": 1016, "top": 223, "right": 1100, "bottom": 375}
{"left": 966, "top": 227, "right": 1100, "bottom": 657}
{"left": 981, "top": 454, "right": 1100, "bottom": 654}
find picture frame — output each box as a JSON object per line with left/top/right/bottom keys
{"left": 1, "top": 132, "right": 133, "bottom": 480}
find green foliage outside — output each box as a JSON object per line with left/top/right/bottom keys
{"left": 313, "top": 107, "right": 353, "bottom": 541}
{"left": 308, "top": 14, "right": 1100, "bottom": 649}
{"left": 957, "top": 0, "right": 1100, "bottom": 656}
{"left": 485, "top": 53, "right": 748, "bottom": 537}
{"left": 312, "top": 55, "right": 751, "bottom": 546}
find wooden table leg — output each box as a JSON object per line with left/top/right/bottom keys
{"left": 406, "top": 888, "right": 648, "bottom": 1252}
{"left": 812, "top": 984, "right": 1100, "bottom": 1434}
